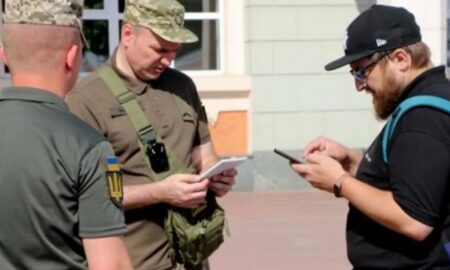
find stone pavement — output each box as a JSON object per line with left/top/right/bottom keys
{"left": 209, "top": 191, "right": 351, "bottom": 270}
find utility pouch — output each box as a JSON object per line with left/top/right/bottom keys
{"left": 165, "top": 193, "right": 225, "bottom": 270}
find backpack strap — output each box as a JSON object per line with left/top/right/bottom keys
{"left": 381, "top": 95, "right": 450, "bottom": 163}
{"left": 97, "top": 65, "right": 194, "bottom": 180}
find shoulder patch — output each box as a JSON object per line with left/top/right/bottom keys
{"left": 104, "top": 156, "right": 124, "bottom": 208}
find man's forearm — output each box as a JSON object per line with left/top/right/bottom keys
{"left": 340, "top": 175, "right": 433, "bottom": 241}
{"left": 122, "top": 183, "right": 163, "bottom": 210}
{"left": 84, "top": 236, "right": 133, "bottom": 270}
{"left": 191, "top": 142, "right": 219, "bottom": 173}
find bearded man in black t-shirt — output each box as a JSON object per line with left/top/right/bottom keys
{"left": 291, "top": 5, "right": 450, "bottom": 269}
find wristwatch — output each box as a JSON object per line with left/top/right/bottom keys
{"left": 333, "top": 173, "right": 349, "bottom": 198}
{"left": 333, "top": 182, "right": 343, "bottom": 198}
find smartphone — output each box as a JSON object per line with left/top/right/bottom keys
{"left": 273, "top": 148, "right": 304, "bottom": 164}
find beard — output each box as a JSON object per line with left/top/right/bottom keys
{"left": 371, "top": 69, "right": 404, "bottom": 120}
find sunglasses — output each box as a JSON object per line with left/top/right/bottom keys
{"left": 350, "top": 51, "right": 391, "bottom": 82}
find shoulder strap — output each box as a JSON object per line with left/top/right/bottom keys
{"left": 97, "top": 66, "right": 158, "bottom": 145}
{"left": 97, "top": 65, "right": 194, "bottom": 180}
{"left": 381, "top": 95, "right": 450, "bottom": 163}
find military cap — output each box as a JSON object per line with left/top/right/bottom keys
{"left": 124, "top": 0, "right": 198, "bottom": 43}
{"left": 2, "top": 0, "right": 88, "bottom": 45}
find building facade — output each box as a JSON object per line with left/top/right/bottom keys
{"left": 0, "top": 0, "right": 448, "bottom": 190}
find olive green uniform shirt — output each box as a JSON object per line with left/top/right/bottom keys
{"left": 66, "top": 54, "right": 211, "bottom": 270}
{"left": 0, "top": 87, "right": 127, "bottom": 270}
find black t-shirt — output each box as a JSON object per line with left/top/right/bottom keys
{"left": 348, "top": 66, "right": 450, "bottom": 269}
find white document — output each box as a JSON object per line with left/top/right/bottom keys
{"left": 199, "top": 156, "right": 248, "bottom": 179}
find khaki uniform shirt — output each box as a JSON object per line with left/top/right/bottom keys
{"left": 67, "top": 54, "right": 211, "bottom": 270}
{"left": 0, "top": 87, "right": 126, "bottom": 270}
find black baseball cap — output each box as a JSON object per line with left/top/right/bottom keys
{"left": 325, "top": 5, "right": 421, "bottom": 71}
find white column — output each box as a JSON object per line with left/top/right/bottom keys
{"left": 223, "top": 0, "right": 245, "bottom": 75}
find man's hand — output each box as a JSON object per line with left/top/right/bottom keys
{"left": 209, "top": 168, "right": 237, "bottom": 197}
{"left": 304, "top": 136, "right": 363, "bottom": 176}
{"left": 291, "top": 152, "right": 346, "bottom": 193}
{"left": 157, "top": 173, "right": 209, "bottom": 209}
{"left": 304, "top": 136, "right": 349, "bottom": 160}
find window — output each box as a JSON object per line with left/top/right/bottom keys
{"left": 82, "top": 1, "right": 118, "bottom": 72}
{"left": 82, "top": 0, "right": 222, "bottom": 72}
{"left": 176, "top": 0, "right": 221, "bottom": 71}
{"left": 0, "top": 0, "right": 223, "bottom": 76}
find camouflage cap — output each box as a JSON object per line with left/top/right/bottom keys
{"left": 2, "top": 0, "right": 88, "bottom": 45}
{"left": 124, "top": 0, "right": 198, "bottom": 43}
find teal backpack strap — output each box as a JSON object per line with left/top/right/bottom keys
{"left": 381, "top": 95, "right": 450, "bottom": 163}
{"left": 97, "top": 65, "right": 194, "bottom": 180}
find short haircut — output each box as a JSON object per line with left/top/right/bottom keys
{"left": 376, "top": 41, "right": 431, "bottom": 69}
{"left": 2, "top": 24, "right": 80, "bottom": 74}
{"left": 403, "top": 42, "right": 432, "bottom": 69}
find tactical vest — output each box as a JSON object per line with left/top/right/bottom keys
{"left": 98, "top": 65, "right": 225, "bottom": 270}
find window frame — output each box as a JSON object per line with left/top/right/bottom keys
{"left": 83, "top": 0, "right": 224, "bottom": 74}
{"left": 0, "top": 0, "right": 225, "bottom": 78}
{"left": 84, "top": 2, "right": 121, "bottom": 58}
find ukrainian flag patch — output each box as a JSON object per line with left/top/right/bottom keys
{"left": 105, "top": 156, "right": 123, "bottom": 208}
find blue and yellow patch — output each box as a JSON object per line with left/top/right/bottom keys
{"left": 105, "top": 156, "right": 123, "bottom": 208}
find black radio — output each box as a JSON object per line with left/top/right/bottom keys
{"left": 146, "top": 141, "right": 170, "bottom": 173}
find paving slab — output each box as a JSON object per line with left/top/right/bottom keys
{"left": 210, "top": 191, "right": 351, "bottom": 270}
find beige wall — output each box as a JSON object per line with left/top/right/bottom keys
{"left": 248, "top": 0, "right": 379, "bottom": 152}
{"left": 248, "top": 0, "right": 448, "bottom": 152}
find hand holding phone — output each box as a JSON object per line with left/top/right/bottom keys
{"left": 273, "top": 148, "right": 305, "bottom": 164}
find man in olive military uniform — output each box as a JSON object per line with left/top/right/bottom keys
{"left": 66, "top": 0, "right": 237, "bottom": 269}
{"left": 0, "top": 0, "right": 132, "bottom": 269}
